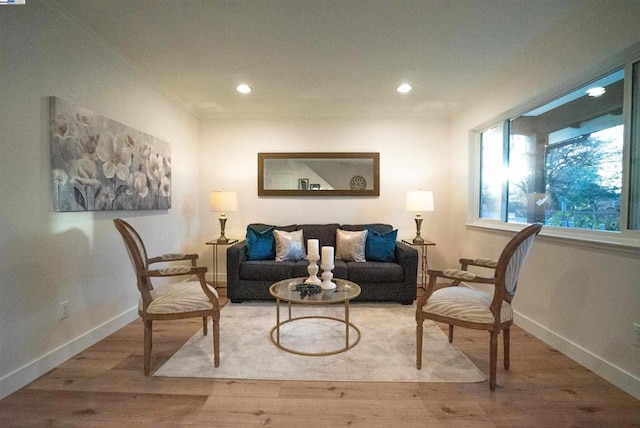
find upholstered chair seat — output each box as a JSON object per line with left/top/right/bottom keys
{"left": 140, "top": 282, "right": 218, "bottom": 315}
{"left": 421, "top": 287, "right": 513, "bottom": 324}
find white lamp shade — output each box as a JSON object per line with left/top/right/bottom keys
{"left": 405, "top": 190, "right": 434, "bottom": 212}
{"left": 210, "top": 191, "right": 238, "bottom": 213}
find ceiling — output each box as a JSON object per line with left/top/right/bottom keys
{"left": 52, "top": 0, "right": 591, "bottom": 119}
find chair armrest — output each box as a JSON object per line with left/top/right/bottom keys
{"left": 427, "top": 269, "right": 496, "bottom": 284}
{"left": 460, "top": 258, "right": 497, "bottom": 270}
{"left": 148, "top": 253, "right": 199, "bottom": 265}
{"left": 142, "top": 265, "right": 207, "bottom": 277}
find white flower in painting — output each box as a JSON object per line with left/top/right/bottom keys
{"left": 75, "top": 108, "right": 96, "bottom": 127}
{"left": 163, "top": 154, "right": 171, "bottom": 175}
{"left": 131, "top": 171, "right": 149, "bottom": 198}
{"left": 78, "top": 136, "right": 100, "bottom": 162}
{"left": 51, "top": 115, "right": 76, "bottom": 139}
{"left": 70, "top": 158, "right": 101, "bottom": 187}
{"left": 52, "top": 169, "right": 68, "bottom": 186}
{"left": 95, "top": 186, "right": 116, "bottom": 210}
{"left": 159, "top": 176, "right": 171, "bottom": 197}
{"left": 139, "top": 144, "right": 152, "bottom": 161}
{"left": 146, "top": 154, "right": 165, "bottom": 182}
{"left": 96, "top": 132, "right": 132, "bottom": 180}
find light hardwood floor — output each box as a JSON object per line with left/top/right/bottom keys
{"left": 1, "top": 286, "right": 638, "bottom": 427}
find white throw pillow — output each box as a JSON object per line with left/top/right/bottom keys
{"left": 273, "top": 229, "right": 306, "bottom": 261}
{"left": 336, "top": 229, "right": 367, "bottom": 262}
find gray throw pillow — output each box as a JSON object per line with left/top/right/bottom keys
{"left": 336, "top": 229, "right": 367, "bottom": 262}
{"left": 273, "top": 229, "right": 306, "bottom": 261}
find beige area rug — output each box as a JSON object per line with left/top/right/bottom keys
{"left": 154, "top": 302, "right": 486, "bottom": 383}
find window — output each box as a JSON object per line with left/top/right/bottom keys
{"left": 477, "top": 64, "right": 640, "bottom": 237}
{"left": 630, "top": 61, "right": 640, "bottom": 229}
{"left": 479, "top": 124, "right": 505, "bottom": 220}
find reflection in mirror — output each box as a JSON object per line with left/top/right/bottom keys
{"left": 258, "top": 152, "right": 379, "bottom": 196}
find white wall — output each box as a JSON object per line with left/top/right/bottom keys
{"left": 199, "top": 117, "right": 453, "bottom": 276}
{"left": 0, "top": 2, "right": 201, "bottom": 398}
{"left": 449, "top": 2, "right": 640, "bottom": 398}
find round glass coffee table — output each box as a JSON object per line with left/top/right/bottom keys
{"left": 269, "top": 277, "right": 361, "bottom": 356}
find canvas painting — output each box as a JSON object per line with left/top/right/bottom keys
{"left": 50, "top": 97, "right": 171, "bottom": 211}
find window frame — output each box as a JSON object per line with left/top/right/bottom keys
{"left": 468, "top": 57, "right": 640, "bottom": 254}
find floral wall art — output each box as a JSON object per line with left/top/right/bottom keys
{"left": 50, "top": 97, "right": 171, "bottom": 211}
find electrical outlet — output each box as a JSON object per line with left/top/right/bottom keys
{"left": 633, "top": 323, "right": 640, "bottom": 348}
{"left": 59, "top": 301, "right": 70, "bottom": 320}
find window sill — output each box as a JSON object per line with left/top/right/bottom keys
{"left": 466, "top": 221, "right": 640, "bottom": 256}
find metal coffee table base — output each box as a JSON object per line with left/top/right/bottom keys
{"left": 270, "top": 300, "right": 361, "bottom": 356}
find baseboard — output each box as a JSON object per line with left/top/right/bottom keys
{"left": 0, "top": 306, "right": 138, "bottom": 400}
{"left": 514, "top": 311, "right": 640, "bottom": 400}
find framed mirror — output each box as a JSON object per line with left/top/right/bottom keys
{"left": 258, "top": 152, "right": 380, "bottom": 197}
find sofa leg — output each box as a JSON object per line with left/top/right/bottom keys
{"left": 230, "top": 299, "right": 243, "bottom": 304}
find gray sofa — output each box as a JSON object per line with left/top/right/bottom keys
{"left": 226, "top": 223, "right": 418, "bottom": 304}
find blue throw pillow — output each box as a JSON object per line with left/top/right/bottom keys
{"left": 365, "top": 229, "right": 398, "bottom": 262}
{"left": 246, "top": 225, "right": 276, "bottom": 260}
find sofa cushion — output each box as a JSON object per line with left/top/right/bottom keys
{"left": 246, "top": 225, "right": 276, "bottom": 260}
{"left": 365, "top": 228, "right": 398, "bottom": 262}
{"left": 274, "top": 229, "right": 306, "bottom": 261}
{"left": 336, "top": 229, "right": 367, "bottom": 262}
{"left": 332, "top": 260, "right": 349, "bottom": 279}
{"left": 347, "top": 261, "right": 404, "bottom": 283}
{"left": 295, "top": 259, "right": 348, "bottom": 280}
{"left": 240, "top": 260, "right": 294, "bottom": 281}
{"left": 293, "top": 260, "right": 311, "bottom": 278}
{"left": 297, "top": 223, "right": 340, "bottom": 248}
{"left": 341, "top": 223, "right": 393, "bottom": 233}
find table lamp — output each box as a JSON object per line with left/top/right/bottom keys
{"left": 210, "top": 190, "right": 238, "bottom": 243}
{"left": 405, "top": 190, "right": 434, "bottom": 244}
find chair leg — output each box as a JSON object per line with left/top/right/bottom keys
{"left": 416, "top": 320, "right": 423, "bottom": 370}
{"left": 202, "top": 316, "right": 208, "bottom": 336}
{"left": 489, "top": 331, "right": 498, "bottom": 390}
{"left": 448, "top": 325, "right": 454, "bottom": 343}
{"left": 213, "top": 318, "right": 220, "bottom": 367}
{"left": 503, "top": 328, "right": 510, "bottom": 370}
{"left": 144, "top": 320, "right": 152, "bottom": 376}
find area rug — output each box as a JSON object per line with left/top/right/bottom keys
{"left": 154, "top": 302, "right": 486, "bottom": 383}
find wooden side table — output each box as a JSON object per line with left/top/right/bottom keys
{"left": 401, "top": 239, "right": 436, "bottom": 289}
{"left": 205, "top": 239, "right": 238, "bottom": 288}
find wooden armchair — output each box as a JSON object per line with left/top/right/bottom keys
{"left": 113, "top": 219, "right": 220, "bottom": 375}
{"left": 416, "top": 223, "right": 542, "bottom": 390}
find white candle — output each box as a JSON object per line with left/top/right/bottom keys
{"left": 308, "top": 239, "right": 319, "bottom": 257}
{"left": 322, "top": 246, "right": 334, "bottom": 266}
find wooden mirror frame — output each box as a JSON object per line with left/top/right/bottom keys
{"left": 258, "top": 152, "right": 380, "bottom": 197}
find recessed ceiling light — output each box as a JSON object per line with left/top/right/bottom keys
{"left": 397, "top": 83, "right": 412, "bottom": 94}
{"left": 586, "top": 86, "right": 605, "bottom": 97}
{"left": 236, "top": 84, "right": 252, "bottom": 94}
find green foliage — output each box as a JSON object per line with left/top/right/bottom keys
{"left": 295, "top": 284, "right": 322, "bottom": 299}
{"left": 545, "top": 136, "right": 621, "bottom": 212}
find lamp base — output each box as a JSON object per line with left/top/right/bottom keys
{"left": 413, "top": 216, "right": 424, "bottom": 244}
{"left": 217, "top": 217, "right": 229, "bottom": 243}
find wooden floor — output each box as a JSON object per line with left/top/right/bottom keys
{"left": 1, "top": 286, "right": 639, "bottom": 427}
